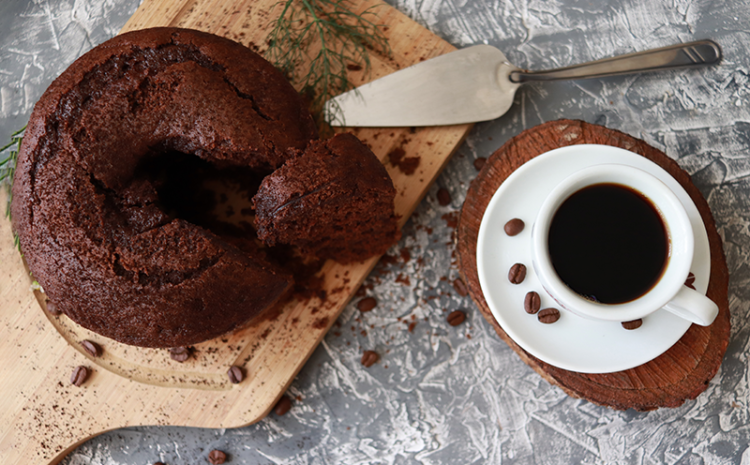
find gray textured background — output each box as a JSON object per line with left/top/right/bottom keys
{"left": 2, "top": 0, "right": 750, "bottom": 464}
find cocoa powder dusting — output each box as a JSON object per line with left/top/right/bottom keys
{"left": 313, "top": 317, "right": 330, "bottom": 329}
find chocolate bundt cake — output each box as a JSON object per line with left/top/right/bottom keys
{"left": 253, "top": 133, "right": 400, "bottom": 263}
{"left": 11, "top": 28, "right": 319, "bottom": 348}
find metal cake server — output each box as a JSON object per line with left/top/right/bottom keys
{"left": 325, "top": 40, "right": 721, "bottom": 127}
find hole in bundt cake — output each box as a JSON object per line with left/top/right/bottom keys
{"left": 133, "top": 149, "right": 265, "bottom": 237}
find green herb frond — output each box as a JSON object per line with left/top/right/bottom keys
{"left": 1, "top": 126, "right": 25, "bottom": 219}
{"left": 266, "top": 0, "right": 391, "bottom": 127}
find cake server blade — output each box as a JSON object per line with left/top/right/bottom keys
{"left": 324, "top": 40, "right": 721, "bottom": 127}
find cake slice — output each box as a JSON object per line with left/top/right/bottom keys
{"left": 253, "top": 133, "right": 400, "bottom": 263}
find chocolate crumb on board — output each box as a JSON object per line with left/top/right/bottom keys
{"left": 46, "top": 300, "right": 62, "bottom": 315}
{"left": 169, "top": 346, "right": 191, "bottom": 362}
{"left": 227, "top": 365, "right": 244, "bottom": 384}
{"left": 388, "top": 147, "right": 420, "bottom": 175}
{"left": 538, "top": 308, "right": 561, "bottom": 324}
{"left": 361, "top": 350, "right": 379, "bottom": 367}
{"left": 208, "top": 449, "right": 227, "bottom": 464}
{"left": 274, "top": 395, "right": 293, "bottom": 416}
{"left": 357, "top": 297, "right": 377, "bottom": 312}
{"left": 70, "top": 366, "right": 90, "bottom": 387}
{"left": 622, "top": 319, "right": 643, "bottom": 330}
{"left": 524, "top": 291, "right": 541, "bottom": 314}
{"left": 312, "top": 316, "right": 329, "bottom": 329}
{"left": 504, "top": 218, "right": 525, "bottom": 236}
{"left": 80, "top": 340, "right": 102, "bottom": 357}
{"left": 447, "top": 310, "right": 466, "bottom": 326}
{"left": 508, "top": 263, "right": 527, "bottom": 284}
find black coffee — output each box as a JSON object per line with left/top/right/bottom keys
{"left": 548, "top": 183, "right": 669, "bottom": 304}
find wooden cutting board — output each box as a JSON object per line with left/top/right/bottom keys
{"left": 0, "top": 1, "right": 471, "bottom": 463}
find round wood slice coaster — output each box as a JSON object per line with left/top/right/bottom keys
{"left": 457, "top": 119, "right": 730, "bottom": 411}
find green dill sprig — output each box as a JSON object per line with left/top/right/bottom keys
{"left": 266, "top": 0, "right": 390, "bottom": 126}
{"left": 1, "top": 126, "right": 25, "bottom": 218}
{"left": 1, "top": 126, "right": 25, "bottom": 252}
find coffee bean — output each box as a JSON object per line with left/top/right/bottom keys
{"left": 473, "top": 157, "right": 487, "bottom": 171}
{"left": 274, "top": 395, "right": 292, "bottom": 416}
{"left": 227, "top": 365, "right": 244, "bottom": 384}
{"left": 504, "top": 218, "right": 525, "bottom": 236}
{"left": 46, "top": 300, "right": 61, "bottom": 315}
{"left": 452, "top": 278, "right": 469, "bottom": 297}
{"left": 80, "top": 340, "right": 102, "bottom": 357}
{"left": 524, "top": 291, "right": 541, "bottom": 314}
{"left": 357, "top": 297, "right": 377, "bottom": 313}
{"left": 685, "top": 272, "right": 696, "bottom": 290}
{"left": 70, "top": 365, "right": 89, "bottom": 387}
{"left": 169, "top": 346, "right": 191, "bottom": 362}
{"left": 208, "top": 449, "right": 227, "bottom": 464}
{"left": 508, "top": 263, "right": 526, "bottom": 284}
{"left": 538, "top": 308, "right": 560, "bottom": 324}
{"left": 447, "top": 310, "right": 466, "bottom": 326}
{"left": 361, "top": 350, "right": 379, "bottom": 367}
{"left": 621, "top": 319, "right": 643, "bottom": 330}
{"left": 437, "top": 187, "right": 452, "bottom": 206}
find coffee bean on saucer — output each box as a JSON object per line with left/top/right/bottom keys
{"left": 274, "top": 395, "right": 293, "bottom": 416}
{"left": 524, "top": 291, "right": 541, "bottom": 314}
{"left": 437, "top": 187, "right": 452, "bottom": 206}
{"left": 80, "top": 340, "right": 102, "bottom": 357}
{"left": 361, "top": 350, "right": 379, "bottom": 367}
{"left": 504, "top": 218, "right": 525, "bottom": 236}
{"left": 508, "top": 263, "right": 526, "bottom": 284}
{"left": 685, "top": 272, "right": 696, "bottom": 290}
{"left": 357, "top": 297, "right": 377, "bottom": 313}
{"left": 538, "top": 308, "right": 560, "bottom": 324}
{"left": 208, "top": 449, "right": 227, "bottom": 464}
{"left": 621, "top": 319, "right": 643, "bottom": 330}
{"left": 70, "top": 365, "right": 90, "bottom": 387}
{"left": 227, "top": 365, "right": 244, "bottom": 384}
{"left": 447, "top": 310, "right": 466, "bottom": 326}
{"left": 169, "top": 346, "right": 191, "bottom": 362}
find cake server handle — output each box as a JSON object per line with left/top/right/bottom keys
{"left": 509, "top": 39, "right": 722, "bottom": 83}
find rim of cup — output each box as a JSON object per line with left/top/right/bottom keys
{"left": 531, "top": 163, "right": 694, "bottom": 322}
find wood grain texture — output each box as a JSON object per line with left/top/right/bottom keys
{"left": 456, "top": 119, "right": 730, "bottom": 411}
{"left": 0, "top": 1, "right": 472, "bottom": 463}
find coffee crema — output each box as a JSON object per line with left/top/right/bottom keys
{"left": 548, "top": 183, "right": 669, "bottom": 304}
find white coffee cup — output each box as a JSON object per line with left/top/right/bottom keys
{"left": 531, "top": 163, "right": 718, "bottom": 326}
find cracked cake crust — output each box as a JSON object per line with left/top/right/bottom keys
{"left": 10, "top": 28, "right": 317, "bottom": 348}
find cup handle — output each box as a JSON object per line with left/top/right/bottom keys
{"left": 662, "top": 286, "right": 719, "bottom": 326}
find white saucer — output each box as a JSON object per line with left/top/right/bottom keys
{"left": 476, "top": 145, "right": 711, "bottom": 374}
